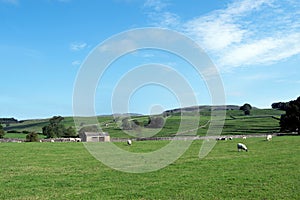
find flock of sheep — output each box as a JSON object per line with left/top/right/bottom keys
{"left": 232, "top": 135, "right": 272, "bottom": 152}
{"left": 40, "top": 134, "right": 274, "bottom": 153}
{"left": 39, "top": 138, "right": 82, "bottom": 143}
{"left": 126, "top": 134, "right": 273, "bottom": 153}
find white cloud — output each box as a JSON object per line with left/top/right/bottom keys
{"left": 72, "top": 60, "right": 81, "bottom": 66}
{"left": 184, "top": 17, "right": 246, "bottom": 51}
{"left": 219, "top": 33, "right": 300, "bottom": 67}
{"left": 143, "top": 0, "right": 180, "bottom": 28}
{"left": 143, "top": 0, "right": 169, "bottom": 12}
{"left": 225, "top": 0, "right": 274, "bottom": 16}
{"left": 183, "top": 0, "right": 274, "bottom": 52}
{"left": 70, "top": 42, "right": 87, "bottom": 51}
{"left": 145, "top": 0, "right": 300, "bottom": 69}
{"left": 156, "top": 12, "right": 180, "bottom": 27}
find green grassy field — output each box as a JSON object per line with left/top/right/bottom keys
{"left": 0, "top": 136, "right": 299, "bottom": 199}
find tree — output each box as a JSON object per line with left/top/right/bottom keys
{"left": 240, "top": 103, "right": 252, "bottom": 115}
{"left": 120, "top": 118, "right": 141, "bottom": 130}
{"left": 26, "top": 132, "right": 39, "bottom": 142}
{"left": 42, "top": 122, "right": 65, "bottom": 138}
{"left": 280, "top": 96, "right": 300, "bottom": 134}
{"left": 121, "top": 118, "right": 132, "bottom": 130}
{"left": 49, "top": 116, "right": 64, "bottom": 124}
{"left": 0, "top": 124, "right": 5, "bottom": 138}
{"left": 42, "top": 116, "right": 76, "bottom": 138}
{"left": 0, "top": 118, "right": 18, "bottom": 127}
{"left": 64, "top": 126, "right": 76, "bottom": 137}
{"left": 146, "top": 116, "right": 165, "bottom": 128}
{"left": 272, "top": 102, "right": 289, "bottom": 111}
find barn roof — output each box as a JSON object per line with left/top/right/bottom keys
{"left": 84, "top": 132, "right": 109, "bottom": 136}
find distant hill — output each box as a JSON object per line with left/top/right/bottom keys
{"left": 162, "top": 105, "right": 245, "bottom": 115}
{"left": 110, "top": 113, "right": 143, "bottom": 117}
{"left": 2, "top": 105, "right": 270, "bottom": 136}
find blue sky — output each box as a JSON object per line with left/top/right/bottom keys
{"left": 0, "top": 0, "right": 299, "bottom": 119}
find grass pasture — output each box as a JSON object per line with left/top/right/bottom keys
{"left": 0, "top": 136, "right": 299, "bottom": 199}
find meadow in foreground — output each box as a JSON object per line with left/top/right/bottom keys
{"left": 0, "top": 136, "right": 299, "bottom": 199}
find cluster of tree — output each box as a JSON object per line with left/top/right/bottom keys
{"left": 121, "top": 116, "right": 165, "bottom": 130}
{"left": 240, "top": 103, "right": 252, "bottom": 115}
{"left": 0, "top": 124, "right": 5, "bottom": 138}
{"left": 0, "top": 117, "right": 18, "bottom": 127}
{"left": 146, "top": 116, "right": 165, "bottom": 128}
{"left": 26, "top": 132, "right": 39, "bottom": 142}
{"left": 42, "top": 116, "right": 76, "bottom": 138}
{"left": 278, "top": 96, "right": 300, "bottom": 134}
{"left": 271, "top": 102, "right": 289, "bottom": 111}
{"left": 121, "top": 118, "right": 137, "bottom": 130}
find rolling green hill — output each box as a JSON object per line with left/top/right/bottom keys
{"left": 2, "top": 107, "right": 285, "bottom": 139}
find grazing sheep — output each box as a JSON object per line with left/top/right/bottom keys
{"left": 237, "top": 143, "right": 248, "bottom": 152}
{"left": 216, "top": 137, "right": 227, "bottom": 141}
{"left": 75, "top": 138, "right": 81, "bottom": 142}
{"left": 127, "top": 139, "right": 132, "bottom": 145}
{"left": 266, "top": 135, "right": 272, "bottom": 141}
{"left": 50, "top": 139, "right": 54, "bottom": 143}
{"left": 242, "top": 136, "right": 247, "bottom": 140}
{"left": 69, "top": 138, "right": 76, "bottom": 142}
{"left": 228, "top": 137, "right": 233, "bottom": 140}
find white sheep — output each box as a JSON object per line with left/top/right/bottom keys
{"left": 127, "top": 139, "right": 132, "bottom": 145}
{"left": 237, "top": 143, "right": 248, "bottom": 152}
{"left": 75, "top": 138, "right": 81, "bottom": 142}
{"left": 266, "top": 135, "right": 272, "bottom": 141}
{"left": 50, "top": 139, "right": 54, "bottom": 143}
{"left": 242, "top": 136, "right": 247, "bottom": 140}
{"left": 228, "top": 137, "right": 233, "bottom": 140}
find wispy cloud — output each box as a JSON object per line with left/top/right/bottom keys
{"left": 219, "top": 33, "right": 300, "bottom": 67}
{"left": 72, "top": 60, "right": 81, "bottom": 66}
{"left": 143, "top": 0, "right": 180, "bottom": 28}
{"left": 147, "top": 11, "right": 180, "bottom": 29}
{"left": 184, "top": 16, "right": 246, "bottom": 51}
{"left": 1, "top": 0, "right": 19, "bottom": 5}
{"left": 70, "top": 42, "right": 87, "bottom": 51}
{"left": 145, "top": 0, "right": 300, "bottom": 70}
{"left": 143, "top": 0, "right": 169, "bottom": 12}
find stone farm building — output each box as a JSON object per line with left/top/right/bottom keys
{"left": 80, "top": 132, "right": 110, "bottom": 142}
